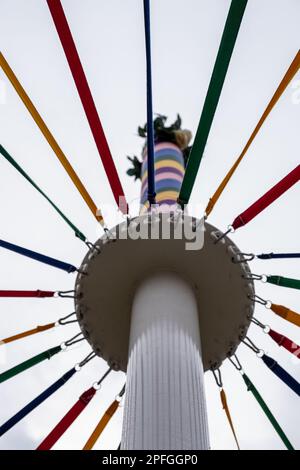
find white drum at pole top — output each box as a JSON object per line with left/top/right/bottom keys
{"left": 75, "top": 214, "right": 255, "bottom": 449}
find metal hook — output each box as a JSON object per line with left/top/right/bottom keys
{"left": 104, "top": 227, "right": 116, "bottom": 241}
{"left": 228, "top": 354, "right": 243, "bottom": 371}
{"left": 241, "top": 336, "right": 263, "bottom": 356}
{"left": 251, "top": 317, "right": 265, "bottom": 329}
{"left": 248, "top": 294, "right": 269, "bottom": 306}
{"left": 214, "top": 226, "right": 234, "bottom": 245}
{"left": 251, "top": 317, "right": 270, "bottom": 333}
{"left": 57, "top": 290, "right": 75, "bottom": 299}
{"left": 116, "top": 384, "right": 126, "bottom": 405}
{"left": 76, "top": 268, "right": 88, "bottom": 276}
{"left": 232, "top": 252, "right": 255, "bottom": 263}
{"left": 58, "top": 312, "right": 77, "bottom": 326}
{"left": 242, "top": 273, "right": 264, "bottom": 281}
{"left": 79, "top": 351, "right": 96, "bottom": 368}
{"left": 96, "top": 367, "right": 112, "bottom": 386}
{"left": 211, "top": 368, "right": 223, "bottom": 388}
{"left": 85, "top": 241, "right": 101, "bottom": 253}
{"left": 62, "top": 332, "right": 85, "bottom": 349}
{"left": 118, "top": 384, "right": 126, "bottom": 398}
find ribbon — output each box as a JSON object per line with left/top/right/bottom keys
{"left": 232, "top": 165, "right": 300, "bottom": 230}
{"left": 271, "top": 303, "right": 300, "bottom": 327}
{"left": 0, "top": 238, "right": 77, "bottom": 273}
{"left": 266, "top": 275, "right": 300, "bottom": 290}
{"left": 1, "top": 323, "right": 55, "bottom": 345}
{"left": 257, "top": 252, "right": 300, "bottom": 260}
{"left": 83, "top": 400, "right": 119, "bottom": 450}
{"left": 0, "top": 145, "right": 86, "bottom": 241}
{"left": 242, "top": 373, "right": 293, "bottom": 450}
{"left": 220, "top": 389, "right": 240, "bottom": 450}
{"left": 268, "top": 329, "right": 300, "bottom": 360}
{"left": 205, "top": 50, "right": 300, "bottom": 216}
{"left": 0, "top": 368, "right": 76, "bottom": 437}
{"left": 0, "top": 53, "right": 102, "bottom": 224}
{"left": 37, "top": 387, "right": 97, "bottom": 450}
{"left": 178, "top": 0, "right": 248, "bottom": 206}
{"left": 83, "top": 385, "right": 125, "bottom": 450}
{"left": 46, "top": 0, "right": 127, "bottom": 214}
{"left": 262, "top": 354, "right": 300, "bottom": 397}
{"left": 0, "top": 346, "right": 61, "bottom": 383}
{"left": 0, "top": 290, "right": 55, "bottom": 298}
{"left": 143, "top": 0, "right": 156, "bottom": 204}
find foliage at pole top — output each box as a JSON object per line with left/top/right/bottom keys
{"left": 126, "top": 114, "right": 192, "bottom": 180}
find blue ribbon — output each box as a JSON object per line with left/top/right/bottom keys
{"left": 0, "top": 239, "right": 77, "bottom": 273}
{"left": 262, "top": 354, "right": 300, "bottom": 397}
{"left": 0, "top": 368, "right": 76, "bottom": 437}
{"left": 143, "top": 0, "right": 156, "bottom": 204}
{"left": 257, "top": 252, "right": 300, "bottom": 260}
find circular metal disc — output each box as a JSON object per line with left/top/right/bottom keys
{"left": 75, "top": 214, "right": 254, "bottom": 371}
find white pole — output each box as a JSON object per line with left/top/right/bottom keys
{"left": 121, "top": 271, "right": 210, "bottom": 450}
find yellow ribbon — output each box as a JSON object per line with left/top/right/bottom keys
{"left": 0, "top": 52, "right": 103, "bottom": 225}
{"left": 83, "top": 400, "right": 119, "bottom": 450}
{"left": 220, "top": 389, "right": 240, "bottom": 450}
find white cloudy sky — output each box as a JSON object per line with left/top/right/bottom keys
{"left": 0, "top": 0, "right": 299, "bottom": 450}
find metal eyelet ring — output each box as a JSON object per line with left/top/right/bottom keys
{"left": 93, "top": 382, "right": 101, "bottom": 391}
{"left": 116, "top": 395, "right": 124, "bottom": 407}
{"left": 214, "top": 226, "right": 234, "bottom": 245}
{"left": 257, "top": 349, "right": 265, "bottom": 358}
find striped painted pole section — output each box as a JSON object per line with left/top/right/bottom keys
{"left": 140, "top": 142, "right": 185, "bottom": 213}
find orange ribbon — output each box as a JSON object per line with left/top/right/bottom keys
{"left": 271, "top": 304, "right": 300, "bottom": 327}
{"left": 206, "top": 50, "right": 300, "bottom": 217}
{"left": 1, "top": 323, "right": 55, "bottom": 345}
{"left": 220, "top": 389, "right": 240, "bottom": 450}
{"left": 0, "top": 52, "right": 103, "bottom": 225}
{"left": 83, "top": 400, "right": 119, "bottom": 450}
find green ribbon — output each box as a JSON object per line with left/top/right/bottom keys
{"left": 0, "top": 145, "right": 86, "bottom": 242}
{"left": 0, "top": 345, "right": 61, "bottom": 383}
{"left": 178, "top": 0, "right": 248, "bottom": 206}
{"left": 267, "top": 275, "right": 300, "bottom": 291}
{"left": 242, "top": 373, "right": 294, "bottom": 450}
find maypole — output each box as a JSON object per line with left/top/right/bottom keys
{"left": 75, "top": 115, "right": 255, "bottom": 450}
{"left": 75, "top": 0, "right": 254, "bottom": 450}
{"left": 1, "top": 0, "right": 298, "bottom": 452}
{"left": 124, "top": 120, "right": 208, "bottom": 449}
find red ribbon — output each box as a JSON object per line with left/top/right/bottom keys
{"left": 46, "top": 0, "right": 128, "bottom": 214}
{"left": 269, "top": 329, "right": 300, "bottom": 359}
{"left": 37, "top": 386, "right": 96, "bottom": 450}
{"left": 0, "top": 290, "right": 55, "bottom": 298}
{"left": 232, "top": 165, "right": 300, "bottom": 230}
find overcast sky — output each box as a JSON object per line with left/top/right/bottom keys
{"left": 0, "top": 0, "right": 299, "bottom": 450}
